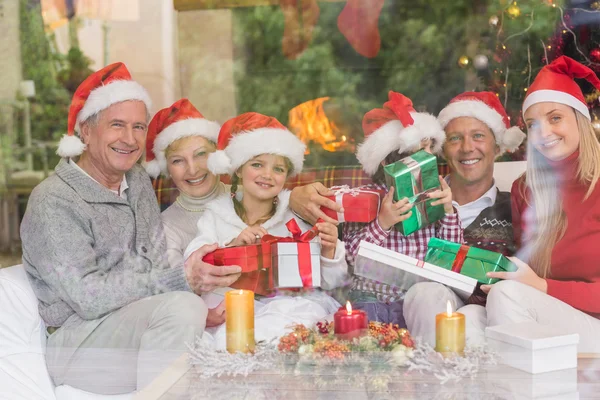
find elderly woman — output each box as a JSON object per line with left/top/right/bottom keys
{"left": 144, "top": 99, "right": 347, "bottom": 340}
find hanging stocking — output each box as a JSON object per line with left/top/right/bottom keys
{"left": 280, "top": 0, "right": 321, "bottom": 60}
{"left": 337, "top": 0, "right": 385, "bottom": 58}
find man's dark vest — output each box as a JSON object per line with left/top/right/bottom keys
{"left": 463, "top": 190, "right": 516, "bottom": 257}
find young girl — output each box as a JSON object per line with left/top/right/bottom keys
{"left": 343, "top": 91, "right": 463, "bottom": 326}
{"left": 184, "top": 112, "right": 349, "bottom": 348}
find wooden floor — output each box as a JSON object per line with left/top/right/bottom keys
{"left": 152, "top": 356, "right": 600, "bottom": 400}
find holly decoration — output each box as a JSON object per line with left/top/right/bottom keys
{"left": 278, "top": 321, "right": 415, "bottom": 363}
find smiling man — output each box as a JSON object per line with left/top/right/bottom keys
{"left": 20, "top": 63, "right": 216, "bottom": 394}
{"left": 438, "top": 91, "right": 526, "bottom": 256}
{"left": 402, "top": 91, "right": 526, "bottom": 346}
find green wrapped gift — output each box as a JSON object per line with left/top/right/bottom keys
{"left": 383, "top": 150, "right": 445, "bottom": 236}
{"left": 425, "top": 238, "right": 518, "bottom": 284}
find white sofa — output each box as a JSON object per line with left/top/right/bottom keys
{"left": 0, "top": 264, "right": 134, "bottom": 400}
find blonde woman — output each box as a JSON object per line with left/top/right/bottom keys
{"left": 144, "top": 99, "right": 344, "bottom": 327}
{"left": 485, "top": 56, "right": 600, "bottom": 353}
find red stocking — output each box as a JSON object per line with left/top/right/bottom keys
{"left": 337, "top": 0, "right": 385, "bottom": 58}
{"left": 280, "top": 0, "right": 321, "bottom": 60}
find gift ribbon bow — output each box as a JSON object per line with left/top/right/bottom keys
{"left": 262, "top": 218, "right": 323, "bottom": 288}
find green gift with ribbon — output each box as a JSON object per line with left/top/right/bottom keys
{"left": 383, "top": 150, "right": 445, "bottom": 236}
{"left": 425, "top": 238, "right": 518, "bottom": 284}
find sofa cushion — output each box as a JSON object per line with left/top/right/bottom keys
{"left": 0, "top": 264, "right": 45, "bottom": 357}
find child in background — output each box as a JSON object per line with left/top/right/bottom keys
{"left": 343, "top": 91, "right": 463, "bottom": 326}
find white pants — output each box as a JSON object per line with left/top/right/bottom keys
{"left": 404, "top": 280, "right": 600, "bottom": 353}
{"left": 47, "top": 291, "right": 208, "bottom": 394}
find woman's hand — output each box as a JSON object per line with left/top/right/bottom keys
{"left": 481, "top": 256, "right": 548, "bottom": 294}
{"left": 377, "top": 188, "right": 413, "bottom": 231}
{"left": 316, "top": 221, "right": 338, "bottom": 259}
{"left": 427, "top": 176, "right": 455, "bottom": 214}
{"left": 206, "top": 301, "right": 226, "bottom": 327}
{"left": 289, "top": 183, "right": 341, "bottom": 225}
{"left": 229, "top": 226, "right": 268, "bottom": 247}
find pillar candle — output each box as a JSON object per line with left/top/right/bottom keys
{"left": 435, "top": 300, "right": 465, "bottom": 357}
{"left": 225, "top": 289, "right": 255, "bottom": 354}
{"left": 334, "top": 301, "right": 368, "bottom": 339}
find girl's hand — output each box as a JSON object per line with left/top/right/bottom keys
{"left": 377, "top": 188, "right": 413, "bottom": 231}
{"left": 428, "top": 176, "right": 454, "bottom": 214}
{"left": 316, "top": 221, "right": 338, "bottom": 259}
{"left": 481, "top": 257, "right": 548, "bottom": 294}
{"left": 229, "top": 226, "right": 268, "bottom": 247}
{"left": 206, "top": 301, "right": 226, "bottom": 327}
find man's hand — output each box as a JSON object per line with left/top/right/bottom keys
{"left": 290, "top": 183, "right": 341, "bottom": 225}
{"left": 228, "top": 226, "right": 268, "bottom": 247}
{"left": 428, "top": 176, "right": 455, "bottom": 214}
{"left": 377, "top": 188, "right": 413, "bottom": 231}
{"left": 206, "top": 300, "right": 226, "bottom": 327}
{"left": 184, "top": 243, "right": 242, "bottom": 294}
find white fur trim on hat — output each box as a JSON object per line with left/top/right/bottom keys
{"left": 438, "top": 100, "right": 526, "bottom": 154}
{"left": 501, "top": 126, "right": 527, "bottom": 153}
{"left": 356, "top": 112, "right": 445, "bottom": 176}
{"left": 152, "top": 118, "right": 221, "bottom": 176}
{"left": 75, "top": 80, "right": 152, "bottom": 132}
{"left": 207, "top": 127, "right": 306, "bottom": 176}
{"left": 144, "top": 159, "right": 162, "bottom": 179}
{"left": 56, "top": 134, "right": 86, "bottom": 158}
{"left": 522, "top": 89, "right": 590, "bottom": 120}
{"left": 438, "top": 100, "right": 507, "bottom": 138}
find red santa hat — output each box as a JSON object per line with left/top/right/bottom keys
{"left": 208, "top": 112, "right": 305, "bottom": 176}
{"left": 437, "top": 91, "right": 525, "bottom": 154}
{"left": 523, "top": 56, "right": 600, "bottom": 120}
{"left": 144, "top": 99, "right": 220, "bottom": 178}
{"left": 57, "top": 62, "right": 152, "bottom": 158}
{"left": 356, "top": 91, "right": 445, "bottom": 176}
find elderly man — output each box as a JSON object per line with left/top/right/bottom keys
{"left": 20, "top": 63, "right": 216, "bottom": 394}
{"left": 402, "top": 91, "right": 526, "bottom": 346}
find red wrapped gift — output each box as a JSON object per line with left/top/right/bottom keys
{"left": 268, "top": 219, "right": 321, "bottom": 289}
{"left": 202, "top": 219, "right": 322, "bottom": 295}
{"left": 202, "top": 242, "right": 273, "bottom": 296}
{"left": 320, "top": 185, "right": 384, "bottom": 223}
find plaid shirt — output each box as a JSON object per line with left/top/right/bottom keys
{"left": 343, "top": 183, "right": 463, "bottom": 303}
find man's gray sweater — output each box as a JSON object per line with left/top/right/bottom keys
{"left": 20, "top": 159, "right": 190, "bottom": 327}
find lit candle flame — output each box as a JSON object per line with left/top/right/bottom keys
{"left": 346, "top": 300, "right": 353, "bottom": 315}
{"left": 446, "top": 300, "right": 453, "bottom": 317}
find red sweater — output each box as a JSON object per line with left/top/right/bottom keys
{"left": 511, "top": 152, "right": 600, "bottom": 318}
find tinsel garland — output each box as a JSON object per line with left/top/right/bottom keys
{"left": 407, "top": 343, "right": 499, "bottom": 384}
{"left": 187, "top": 335, "right": 498, "bottom": 386}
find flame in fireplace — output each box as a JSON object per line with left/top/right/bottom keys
{"left": 288, "top": 97, "right": 349, "bottom": 153}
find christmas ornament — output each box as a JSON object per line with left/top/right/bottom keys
{"left": 474, "top": 55, "right": 489, "bottom": 70}
{"left": 337, "top": 0, "right": 385, "bottom": 58}
{"left": 590, "top": 48, "right": 600, "bottom": 63}
{"left": 507, "top": 2, "right": 521, "bottom": 19}
{"left": 591, "top": 1, "right": 600, "bottom": 11}
{"left": 489, "top": 15, "right": 499, "bottom": 27}
{"left": 280, "top": 0, "right": 321, "bottom": 60}
{"left": 458, "top": 55, "right": 470, "bottom": 68}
